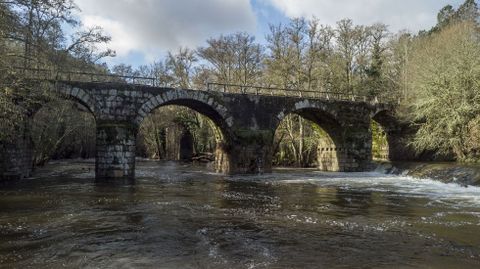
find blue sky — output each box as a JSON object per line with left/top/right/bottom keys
{"left": 73, "top": 0, "right": 466, "bottom": 68}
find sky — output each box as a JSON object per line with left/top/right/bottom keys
{"left": 73, "top": 0, "right": 466, "bottom": 68}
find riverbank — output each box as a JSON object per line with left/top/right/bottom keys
{"left": 376, "top": 161, "right": 480, "bottom": 187}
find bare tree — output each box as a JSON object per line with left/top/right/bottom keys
{"left": 166, "top": 47, "right": 197, "bottom": 88}
{"left": 197, "top": 32, "right": 263, "bottom": 85}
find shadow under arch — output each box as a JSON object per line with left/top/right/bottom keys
{"left": 30, "top": 97, "right": 97, "bottom": 167}
{"left": 138, "top": 97, "right": 234, "bottom": 174}
{"left": 274, "top": 107, "right": 346, "bottom": 171}
{"left": 371, "top": 109, "right": 400, "bottom": 161}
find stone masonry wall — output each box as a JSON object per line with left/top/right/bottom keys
{"left": 96, "top": 122, "right": 136, "bottom": 180}
{"left": 317, "top": 147, "right": 372, "bottom": 172}
{"left": 227, "top": 129, "right": 274, "bottom": 174}
{"left": 0, "top": 119, "right": 33, "bottom": 181}
{"left": 0, "top": 137, "right": 33, "bottom": 180}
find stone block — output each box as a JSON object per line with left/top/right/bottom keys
{"left": 155, "top": 95, "right": 164, "bottom": 104}
{"left": 64, "top": 87, "right": 73, "bottom": 96}
{"left": 226, "top": 117, "right": 234, "bottom": 127}
{"left": 77, "top": 90, "right": 86, "bottom": 101}
{"left": 71, "top": 87, "right": 79, "bottom": 97}
{"left": 217, "top": 105, "right": 227, "bottom": 116}
{"left": 150, "top": 97, "right": 159, "bottom": 107}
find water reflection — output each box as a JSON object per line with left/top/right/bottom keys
{"left": 330, "top": 188, "right": 373, "bottom": 217}
{"left": 220, "top": 180, "right": 278, "bottom": 212}
{"left": 382, "top": 191, "right": 418, "bottom": 217}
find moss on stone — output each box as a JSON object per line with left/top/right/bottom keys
{"left": 233, "top": 129, "right": 274, "bottom": 145}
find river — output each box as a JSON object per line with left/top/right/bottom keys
{"left": 0, "top": 160, "right": 479, "bottom": 268}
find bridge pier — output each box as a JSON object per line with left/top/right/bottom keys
{"left": 385, "top": 126, "right": 426, "bottom": 161}
{"left": 0, "top": 120, "right": 33, "bottom": 180}
{"left": 315, "top": 121, "right": 374, "bottom": 172}
{"left": 227, "top": 129, "right": 274, "bottom": 174}
{"left": 95, "top": 121, "right": 136, "bottom": 180}
{"left": 339, "top": 124, "right": 374, "bottom": 172}
{"left": 214, "top": 141, "right": 231, "bottom": 173}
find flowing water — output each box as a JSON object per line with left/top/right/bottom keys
{"left": 1, "top": 160, "right": 480, "bottom": 268}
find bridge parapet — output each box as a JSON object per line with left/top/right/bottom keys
{"left": 9, "top": 67, "right": 156, "bottom": 86}
{"left": 206, "top": 82, "right": 396, "bottom": 105}
{"left": 10, "top": 67, "right": 396, "bottom": 105}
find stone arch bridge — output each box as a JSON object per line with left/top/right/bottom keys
{"left": 2, "top": 73, "right": 413, "bottom": 180}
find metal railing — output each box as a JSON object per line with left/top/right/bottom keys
{"left": 9, "top": 67, "right": 392, "bottom": 104}
{"left": 206, "top": 82, "right": 384, "bottom": 103}
{"left": 10, "top": 67, "right": 156, "bottom": 86}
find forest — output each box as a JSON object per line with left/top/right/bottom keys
{"left": 0, "top": 0, "right": 479, "bottom": 168}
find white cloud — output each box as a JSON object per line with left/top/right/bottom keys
{"left": 75, "top": 0, "right": 257, "bottom": 63}
{"left": 265, "top": 0, "right": 459, "bottom": 32}
{"left": 73, "top": 0, "right": 463, "bottom": 66}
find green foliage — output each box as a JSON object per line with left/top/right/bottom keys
{"left": 0, "top": 88, "right": 27, "bottom": 143}
{"left": 429, "top": 0, "right": 479, "bottom": 34}
{"left": 0, "top": 0, "right": 112, "bottom": 166}
{"left": 405, "top": 21, "right": 480, "bottom": 161}
{"left": 273, "top": 114, "right": 322, "bottom": 167}
{"left": 371, "top": 121, "right": 389, "bottom": 160}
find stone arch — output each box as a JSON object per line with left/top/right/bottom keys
{"left": 136, "top": 90, "right": 232, "bottom": 128}
{"left": 54, "top": 85, "right": 98, "bottom": 117}
{"left": 371, "top": 109, "right": 399, "bottom": 134}
{"left": 274, "top": 102, "right": 346, "bottom": 171}
{"left": 25, "top": 84, "right": 98, "bottom": 119}
{"left": 135, "top": 90, "right": 234, "bottom": 173}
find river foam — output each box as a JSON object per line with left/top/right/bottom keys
{"left": 274, "top": 171, "right": 480, "bottom": 208}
